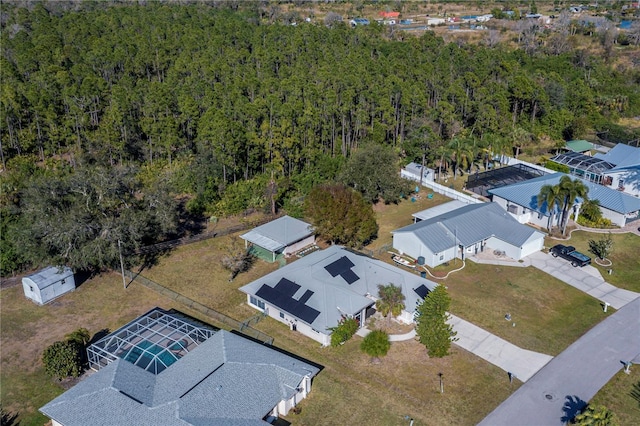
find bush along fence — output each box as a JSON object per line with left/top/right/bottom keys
{"left": 124, "top": 270, "right": 274, "bottom": 345}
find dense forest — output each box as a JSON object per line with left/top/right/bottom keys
{"left": 1, "top": 2, "right": 639, "bottom": 275}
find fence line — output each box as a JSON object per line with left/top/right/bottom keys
{"left": 139, "top": 215, "right": 281, "bottom": 255}
{"left": 401, "top": 172, "right": 483, "bottom": 204}
{"left": 125, "top": 270, "right": 274, "bottom": 345}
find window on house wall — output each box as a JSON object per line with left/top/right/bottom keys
{"left": 250, "top": 296, "right": 265, "bottom": 310}
{"left": 507, "top": 204, "right": 518, "bottom": 214}
{"left": 61, "top": 279, "right": 65, "bottom": 285}
{"left": 439, "top": 254, "right": 444, "bottom": 260}
{"left": 280, "top": 312, "right": 285, "bottom": 319}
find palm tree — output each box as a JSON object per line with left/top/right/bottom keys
{"left": 559, "top": 176, "right": 589, "bottom": 235}
{"left": 375, "top": 283, "right": 405, "bottom": 326}
{"left": 537, "top": 184, "right": 563, "bottom": 231}
{"left": 573, "top": 404, "right": 617, "bottom": 426}
{"left": 447, "top": 137, "right": 474, "bottom": 180}
{"left": 434, "top": 144, "right": 451, "bottom": 182}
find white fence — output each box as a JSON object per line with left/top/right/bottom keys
{"left": 495, "top": 155, "right": 556, "bottom": 174}
{"left": 401, "top": 170, "right": 483, "bottom": 204}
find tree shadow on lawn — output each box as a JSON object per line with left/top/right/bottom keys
{"left": 561, "top": 395, "right": 587, "bottom": 423}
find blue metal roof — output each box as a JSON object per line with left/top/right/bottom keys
{"left": 488, "top": 172, "right": 640, "bottom": 214}
{"left": 594, "top": 144, "right": 640, "bottom": 170}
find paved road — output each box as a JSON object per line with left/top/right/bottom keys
{"left": 479, "top": 296, "right": 640, "bottom": 426}
{"left": 527, "top": 251, "right": 639, "bottom": 309}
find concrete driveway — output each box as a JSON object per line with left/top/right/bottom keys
{"left": 479, "top": 296, "right": 640, "bottom": 426}
{"left": 527, "top": 251, "right": 639, "bottom": 309}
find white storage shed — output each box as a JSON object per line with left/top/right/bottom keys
{"left": 22, "top": 266, "right": 75, "bottom": 305}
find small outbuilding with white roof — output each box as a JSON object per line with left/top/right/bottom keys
{"left": 22, "top": 266, "right": 75, "bottom": 305}
{"left": 240, "top": 215, "right": 314, "bottom": 262}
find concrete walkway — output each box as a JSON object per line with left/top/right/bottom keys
{"left": 480, "top": 296, "right": 640, "bottom": 426}
{"left": 527, "top": 251, "right": 639, "bottom": 309}
{"left": 357, "top": 316, "right": 553, "bottom": 382}
{"left": 448, "top": 314, "right": 553, "bottom": 382}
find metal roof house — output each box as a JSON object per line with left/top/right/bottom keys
{"left": 22, "top": 266, "right": 75, "bottom": 305}
{"left": 239, "top": 246, "right": 438, "bottom": 346}
{"left": 550, "top": 144, "right": 640, "bottom": 197}
{"left": 241, "top": 215, "right": 314, "bottom": 262}
{"left": 489, "top": 172, "right": 640, "bottom": 228}
{"left": 40, "top": 308, "right": 320, "bottom": 426}
{"left": 594, "top": 144, "right": 640, "bottom": 197}
{"left": 393, "top": 203, "right": 545, "bottom": 268}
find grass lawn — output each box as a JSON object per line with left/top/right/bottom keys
{"left": 547, "top": 231, "right": 640, "bottom": 292}
{"left": 365, "top": 191, "right": 450, "bottom": 252}
{"left": 0, "top": 273, "right": 180, "bottom": 426}
{"left": 255, "top": 315, "right": 519, "bottom": 426}
{"left": 446, "top": 261, "right": 613, "bottom": 356}
{"left": 589, "top": 369, "right": 640, "bottom": 424}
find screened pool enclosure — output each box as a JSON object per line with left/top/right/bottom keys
{"left": 87, "top": 308, "right": 217, "bottom": 374}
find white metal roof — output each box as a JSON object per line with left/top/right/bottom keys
{"left": 23, "top": 266, "right": 73, "bottom": 290}
{"left": 240, "top": 216, "right": 312, "bottom": 252}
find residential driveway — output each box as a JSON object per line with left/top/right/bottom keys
{"left": 527, "top": 251, "right": 639, "bottom": 309}
{"left": 448, "top": 315, "right": 553, "bottom": 382}
{"left": 479, "top": 296, "right": 640, "bottom": 426}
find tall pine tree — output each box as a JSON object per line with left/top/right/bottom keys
{"left": 415, "top": 285, "right": 457, "bottom": 358}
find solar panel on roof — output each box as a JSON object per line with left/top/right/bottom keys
{"left": 414, "top": 284, "right": 430, "bottom": 299}
{"left": 324, "top": 256, "right": 355, "bottom": 277}
{"left": 341, "top": 269, "right": 360, "bottom": 284}
{"left": 255, "top": 284, "right": 320, "bottom": 324}
{"left": 274, "top": 278, "right": 300, "bottom": 296}
{"left": 298, "top": 290, "right": 314, "bottom": 305}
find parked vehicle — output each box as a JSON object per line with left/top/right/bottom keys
{"left": 550, "top": 244, "right": 591, "bottom": 267}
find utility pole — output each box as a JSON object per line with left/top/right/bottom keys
{"left": 118, "top": 239, "right": 126, "bottom": 289}
{"left": 438, "top": 372, "right": 444, "bottom": 393}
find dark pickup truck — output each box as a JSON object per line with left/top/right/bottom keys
{"left": 550, "top": 244, "right": 591, "bottom": 267}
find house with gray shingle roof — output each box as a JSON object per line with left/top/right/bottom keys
{"left": 241, "top": 215, "right": 314, "bottom": 262}
{"left": 392, "top": 203, "right": 545, "bottom": 267}
{"left": 239, "top": 246, "right": 438, "bottom": 346}
{"left": 489, "top": 172, "right": 640, "bottom": 228}
{"left": 40, "top": 308, "right": 320, "bottom": 426}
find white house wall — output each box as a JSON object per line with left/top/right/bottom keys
{"left": 600, "top": 206, "right": 627, "bottom": 227}
{"left": 246, "top": 295, "right": 330, "bottom": 346}
{"left": 22, "top": 278, "right": 76, "bottom": 305}
{"left": 492, "top": 197, "right": 558, "bottom": 229}
{"left": 393, "top": 233, "right": 458, "bottom": 268}
{"left": 486, "top": 237, "right": 521, "bottom": 259}
{"left": 284, "top": 235, "right": 315, "bottom": 256}
{"left": 605, "top": 170, "right": 640, "bottom": 197}
{"left": 22, "top": 278, "right": 42, "bottom": 304}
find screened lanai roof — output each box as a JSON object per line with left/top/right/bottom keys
{"left": 550, "top": 151, "right": 615, "bottom": 174}
{"left": 87, "top": 308, "right": 217, "bottom": 375}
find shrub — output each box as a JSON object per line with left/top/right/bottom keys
{"left": 329, "top": 316, "right": 359, "bottom": 347}
{"left": 360, "top": 330, "right": 390, "bottom": 361}
{"left": 43, "top": 340, "right": 83, "bottom": 380}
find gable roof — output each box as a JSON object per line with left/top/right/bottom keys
{"left": 23, "top": 266, "right": 73, "bottom": 289}
{"left": 40, "top": 321, "right": 319, "bottom": 426}
{"left": 594, "top": 143, "right": 640, "bottom": 170}
{"left": 412, "top": 200, "right": 468, "bottom": 221}
{"left": 394, "top": 203, "right": 543, "bottom": 253}
{"left": 489, "top": 172, "right": 640, "bottom": 215}
{"left": 239, "top": 246, "right": 438, "bottom": 333}
{"left": 240, "top": 216, "right": 313, "bottom": 252}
